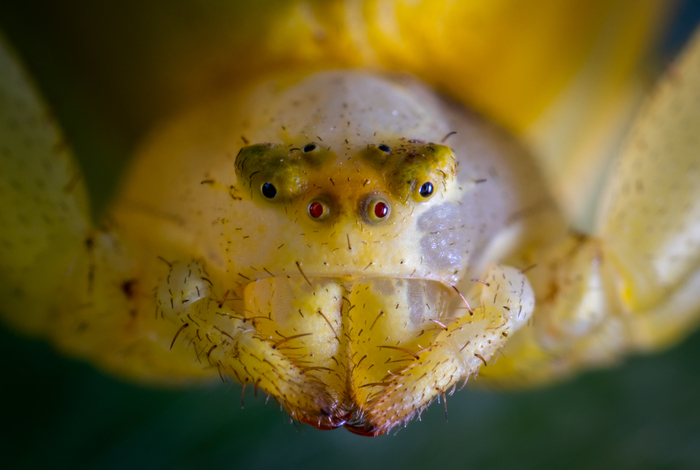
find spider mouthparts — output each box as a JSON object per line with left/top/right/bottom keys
{"left": 243, "top": 275, "right": 457, "bottom": 434}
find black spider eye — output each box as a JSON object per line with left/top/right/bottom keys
{"left": 261, "top": 182, "right": 277, "bottom": 198}
{"left": 419, "top": 182, "right": 434, "bottom": 198}
{"left": 302, "top": 143, "right": 316, "bottom": 153}
{"left": 378, "top": 144, "right": 391, "bottom": 153}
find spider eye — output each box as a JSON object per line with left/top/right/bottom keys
{"left": 366, "top": 198, "right": 390, "bottom": 221}
{"left": 418, "top": 182, "right": 434, "bottom": 198}
{"left": 374, "top": 201, "right": 388, "bottom": 218}
{"left": 261, "top": 182, "right": 277, "bottom": 199}
{"left": 302, "top": 143, "right": 317, "bottom": 153}
{"left": 308, "top": 200, "right": 328, "bottom": 220}
{"left": 377, "top": 144, "right": 391, "bottom": 153}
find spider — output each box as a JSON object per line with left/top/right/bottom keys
{"left": 1, "top": 1, "right": 699, "bottom": 437}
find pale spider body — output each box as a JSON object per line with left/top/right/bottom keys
{"left": 1, "top": 6, "right": 700, "bottom": 436}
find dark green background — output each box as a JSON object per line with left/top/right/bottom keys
{"left": 2, "top": 326, "right": 700, "bottom": 470}
{"left": 1, "top": 2, "right": 700, "bottom": 469}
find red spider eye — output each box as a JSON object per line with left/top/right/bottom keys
{"left": 373, "top": 201, "right": 388, "bottom": 218}
{"left": 308, "top": 201, "right": 324, "bottom": 219}
{"left": 361, "top": 196, "right": 391, "bottom": 223}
